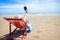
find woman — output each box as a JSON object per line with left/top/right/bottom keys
{"left": 19, "top": 6, "right": 32, "bottom": 33}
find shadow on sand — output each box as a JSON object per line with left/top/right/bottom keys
{"left": 0, "top": 29, "right": 25, "bottom": 40}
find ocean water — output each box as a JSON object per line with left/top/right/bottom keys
{"left": 0, "top": 12, "right": 60, "bottom": 15}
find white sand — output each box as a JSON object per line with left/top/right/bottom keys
{"left": 0, "top": 14, "right": 60, "bottom": 40}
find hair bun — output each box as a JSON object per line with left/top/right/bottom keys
{"left": 24, "top": 6, "right": 27, "bottom": 11}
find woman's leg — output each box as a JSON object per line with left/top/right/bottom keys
{"left": 26, "top": 20, "right": 32, "bottom": 33}
{"left": 19, "top": 20, "right": 32, "bottom": 33}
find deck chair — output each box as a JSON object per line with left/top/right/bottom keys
{"left": 3, "top": 17, "right": 28, "bottom": 40}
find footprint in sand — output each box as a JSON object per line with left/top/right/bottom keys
{"left": 34, "top": 36, "right": 40, "bottom": 38}
{"left": 37, "top": 31, "right": 41, "bottom": 33}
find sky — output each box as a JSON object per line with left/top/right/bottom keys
{"left": 0, "top": 0, "right": 60, "bottom": 14}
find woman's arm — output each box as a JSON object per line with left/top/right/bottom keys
{"left": 23, "top": 6, "right": 28, "bottom": 21}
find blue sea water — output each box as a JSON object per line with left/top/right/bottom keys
{"left": 0, "top": 12, "right": 60, "bottom": 15}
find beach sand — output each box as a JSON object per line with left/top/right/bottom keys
{"left": 0, "top": 14, "right": 60, "bottom": 40}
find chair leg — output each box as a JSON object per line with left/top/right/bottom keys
{"left": 21, "top": 35, "right": 24, "bottom": 40}
{"left": 9, "top": 22, "right": 11, "bottom": 36}
{"left": 11, "top": 27, "right": 17, "bottom": 34}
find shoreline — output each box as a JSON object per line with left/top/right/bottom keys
{"left": 0, "top": 13, "right": 60, "bottom": 16}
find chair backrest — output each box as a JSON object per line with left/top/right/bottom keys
{"left": 4, "top": 17, "right": 26, "bottom": 28}
{"left": 11, "top": 18, "right": 26, "bottom": 28}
